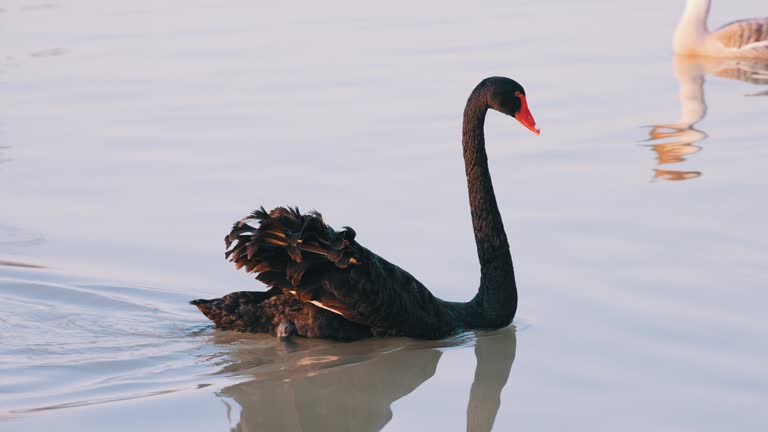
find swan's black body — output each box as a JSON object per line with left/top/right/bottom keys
{"left": 192, "top": 77, "right": 538, "bottom": 340}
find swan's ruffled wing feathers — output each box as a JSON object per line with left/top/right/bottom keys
{"left": 712, "top": 18, "right": 768, "bottom": 53}
{"left": 225, "top": 206, "right": 458, "bottom": 338}
{"left": 226, "top": 206, "right": 359, "bottom": 287}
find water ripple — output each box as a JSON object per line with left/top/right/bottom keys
{"left": 0, "top": 273, "right": 230, "bottom": 418}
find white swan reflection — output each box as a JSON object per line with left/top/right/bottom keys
{"left": 646, "top": 56, "right": 768, "bottom": 181}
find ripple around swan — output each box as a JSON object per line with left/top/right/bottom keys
{"left": 0, "top": 271, "right": 229, "bottom": 418}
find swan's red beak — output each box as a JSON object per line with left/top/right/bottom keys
{"left": 514, "top": 94, "right": 540, "bottom": 136}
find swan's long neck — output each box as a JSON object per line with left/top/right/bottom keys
{"left": 674, "top": 0, "right": 711, "bottom": 53}
{"left": 460, "top": 86, "right": 517, "bottom": 327}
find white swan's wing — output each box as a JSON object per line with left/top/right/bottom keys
{"left": 742, "top": 40, "right": 768, "bottom": 51}
{"left": 735, "top": 38, "right": 768, "bottom": 58}
{"left": 711, "top": 18, "right": 768, "bottom": 51}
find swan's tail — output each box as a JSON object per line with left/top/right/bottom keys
{"left": 224, "top": 206, "right": 360, "bottom": 290}
{"left": 189, "top": 290, "right": 275, "bottom": 331}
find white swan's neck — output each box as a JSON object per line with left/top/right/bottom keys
{"left": 673, "top": 57, "right": 707, "bottom": 127}
{"left": 674, "top": 0, "right": 712, "bottom": 54}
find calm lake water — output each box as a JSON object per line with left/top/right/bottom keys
{"left": 2, "top": 0, "right": 767, "bottom": 430}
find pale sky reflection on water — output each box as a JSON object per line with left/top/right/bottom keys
{"left": 1, "top": 0, "right": 767, "bottom": 431}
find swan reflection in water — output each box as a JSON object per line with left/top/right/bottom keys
{"left": 646, "top": 56, "right": 768, "bottom": 181}
{"left": 211, "top": 326, "right": 516, "bottom": 432}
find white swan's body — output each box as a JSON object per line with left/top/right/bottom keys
{"left": 674, "top": 0, "right": 768, "bottom": 58}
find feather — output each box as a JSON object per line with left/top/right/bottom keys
{"left": 211, "top": 205, "right": 461, "bottom": 338}
{"left": 223, "top": 207, "right": 363, "bottom": 288}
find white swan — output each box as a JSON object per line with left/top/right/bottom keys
{"left": 674, "top": 0, "right": 768, "bottom": 58}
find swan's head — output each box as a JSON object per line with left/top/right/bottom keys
{"left": 484, "top": 76, "right": 540, "bottom": 136}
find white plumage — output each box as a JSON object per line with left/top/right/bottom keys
{"left": 674, "top": 0, "right": 768, "bottom": 58}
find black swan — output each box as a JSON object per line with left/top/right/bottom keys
{"left": 191, "top": 76, "right": 540, "bottom": 340}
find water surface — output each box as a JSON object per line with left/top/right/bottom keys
{"left": 1, "top": 0, "right": 767, "bottom": 430}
